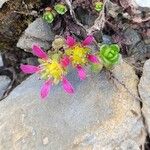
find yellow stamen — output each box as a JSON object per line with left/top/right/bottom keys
{"left": 65, "top": 44, "right": 90, "bottom": 66}
{"left": 39, "top": 59, "right": 65, "bottom": 84}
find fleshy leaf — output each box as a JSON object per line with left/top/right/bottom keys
{"left": 95, "top": 2, "right": 103, "bottom": 12}
{"left": 54, "top": 4, "right": 67, "bottom": 15}
{"left": 43, "top": 11, "right": 54, "bottom": 23}
{"left": 99, "top": 44, "right": 120, "bottom": 69}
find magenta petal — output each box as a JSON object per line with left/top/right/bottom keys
{"left": 77, "top": 66, "right": 86, "bottom": 80}
{"left": 40, "top": 80, "right": 52, "bottom": 99}
{"left": 87, "top": 54, "right": 99, "bottom": 64}
{"left": 62, "top": 77, "right": 74, "bottom": 94}
{"left": 20, "top": 64, "right": 40, "bottom": 74}
{"left": 32, "top": 44, "right": 48, "bottom": 60}
{"left": 60, "top": 56, "right": 70, "bottom": 68}
{"left": 66, "top": 36, "right": 76, "bottom": 47}
{"left": 82, "top": 35, "right": 94, "bottom": 46}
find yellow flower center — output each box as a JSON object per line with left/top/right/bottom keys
{"left": 39, "top": 59, "right": 65, "bottom": 84}
{"left": 65, "top": 44, "right": 90, "bottom": 66}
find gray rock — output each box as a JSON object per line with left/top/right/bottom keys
{"left": 107, "top": 2, "right": 122, "bottom": 18}
{"left": 17, "top": 35, "right": 50, "bottom": 52}
{"left": 139, "top": 59, "right": 150, "bottom": 135}
{"left": 0, "top": 61, "right": 145, "bottom": 149}
{"left": 131, "top": 41, "right": 149, "bottom": 61}
{"left": 0, "top": 54, "right": 3, "bottom": 66}
{"left": 25, "top": 18, "right": 54, "bottom": 42}
{"left": 133, "top": 0, "right": 150, "bottom": 8}
{"left": 0, "top": 0, "right": 8, "bottom": 8}
{"left": 102, "top": 35, "right": 113, "bottom": 44}
{"left": 17, "top": 18, "right": 54, "bottom": 52}
{"left": 76, "top": 7, "right": 97, "bottom": 27}
{"left": 0, "top": 76, "right": 11, "bottom": 99}
{"left": 124, "top": 28, "right": 141, "bottom": 47}
{"left": 120, "top": 139, "right": 140, "bottom": 150}
{"left": 123, "top": 28, "right": 149, "bottom": 62}
{"left": 26, "top": 57, "right": 38, "bottom": 66}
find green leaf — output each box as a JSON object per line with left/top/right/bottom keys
{"left": 110, "top": 44, "right": 120, "bottom": 53}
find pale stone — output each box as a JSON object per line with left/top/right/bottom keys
{"left": 0, "top": 0, "right": 8, "bottom": 8}
{"left": 139, "top": 59, "right": 150, "bottom": 135}
{"left": 133, "top": 0, "right": 150, "bottom": 8}
{"left": 17, "top": 18, "right": 54, "bottom": 52}
{"left": 0, "top": 60, "right": 145, "bottom": 149}
{"left": 0, "top": 54, "right": 3, "bottom": 66}
{"left": 43, "top": 137, "right": 49, "bottom": 145}
{"left": 0, "top": 76, "right": 11, "bottom": 98}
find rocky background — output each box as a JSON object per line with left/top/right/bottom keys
{"left": 0, "top": 0, "right": 150, "bottom": 149}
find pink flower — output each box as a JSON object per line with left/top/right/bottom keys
{"left": 20, "top": 44, "right": 74, "bottom": 99}
{"left": 65, "top": 35, "right": 98, "bottom": 80}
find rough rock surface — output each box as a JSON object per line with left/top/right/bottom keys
{"left": 0, "top": 54, "right": 3, "bottom": 66}
{"left": 0, "top": 0, "right": 8, "bottom": 8}
{"left": 0, "top": 61, "right": 145, "bottom": 149}
{"left": 124, "top": 27, "right": 141, "bottom": 47}
{"left": 17, "top": 18, "right": 54, "bottom": 52}
{"left": 133, "top": 0, "right": 150, "bottom": 8}
{"left": 124, "top": 27, "right": 150, "bottom": 62}
{"left": 139, "top": 59, "right": 150, "bottom": 135}
{"left": 0, "top": 76, "right": 11, "bottom": 99}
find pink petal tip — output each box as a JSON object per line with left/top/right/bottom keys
{"left": 60, "top": 56, "right": 70, "bottom": 68}
{"left": 77, "top": 65, "right": 86, "bottom": 80}
{"left": 62, "top": 77, "right": 74, "bottom": 94}
{"left": 87, "top": 54, "right": 99, "bottom": 64}
{"left": 40, "top": 80, "right": 52, "bottom": 99}
{"left": 82, "top": 35, "right": 94, "bottom": 46}
{"left": 20, "top": 64, "right": 40, "bottom": 74}
{"left": 66, "top": 36, "right": 76, "bottom": 47}
{"left": 32, "top": 44, "right": 48, "bottom": 60}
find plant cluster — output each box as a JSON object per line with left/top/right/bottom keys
{"left": 43, "top": 3, "right": 68, "bottom": 23}
{"left": 21, "top": 36, "right": 120, "bottom": 99}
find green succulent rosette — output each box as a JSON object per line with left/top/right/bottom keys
{"left": 99, "top": 44, "right": 120, "bottom": 69}
{"left": 43, "top": 11, "right": 54, "bottom": 23}
{"left": 95, "top": 2, "right": 103, "bottom": 12}
{"left": 54, "top": 4, "right": 67, "bottom": 15}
